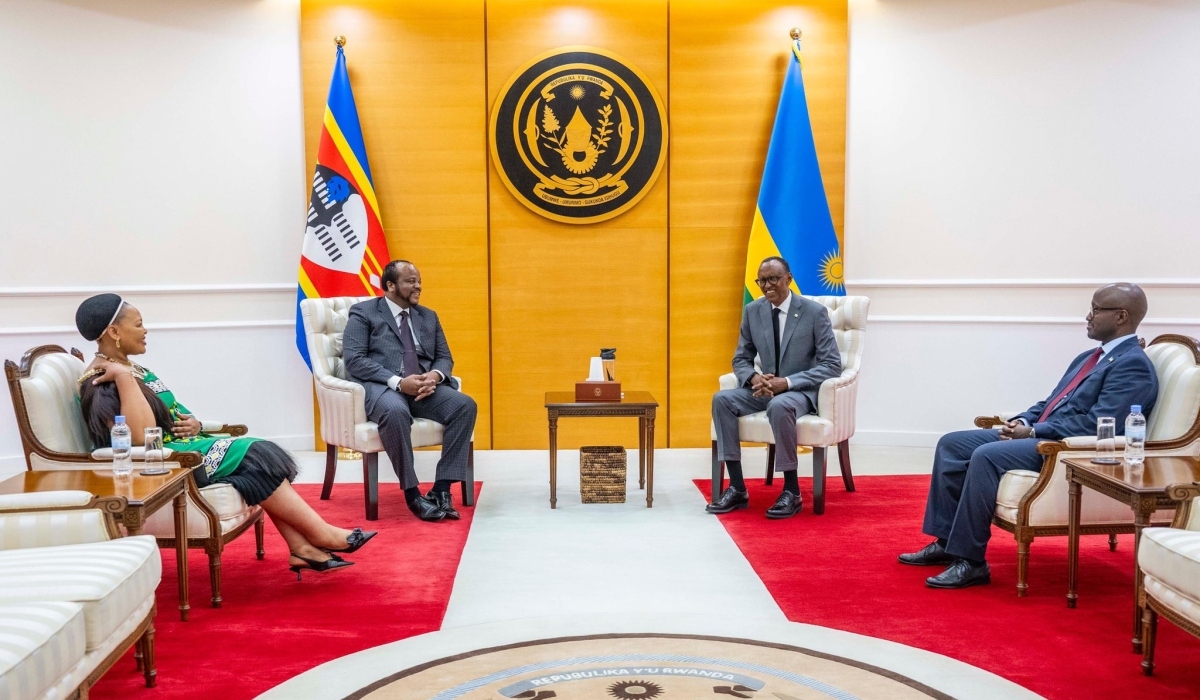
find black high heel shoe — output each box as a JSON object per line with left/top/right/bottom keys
{"left": 322, "top": 528, "right": 378, "bottom": 555}
{"left": 289, "top": 552, "right": 354, "bottom": 580}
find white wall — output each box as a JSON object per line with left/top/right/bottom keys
{"left": 844, "top": 0, "right": 1200, "bottom": 445}
{"left": 3, "top": 0, "right": 1198, "bottom": 475}
{"left": 0, "top": 0, "right": 311, "bottom": 476}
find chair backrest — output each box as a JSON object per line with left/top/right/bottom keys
{"left": 804, "top": 295, "right": 869, "bottom": 373}
{"left": 1145, "top": 335, "right": 1200, "bottom": 446}
{"left": 300, "top": 297, "right": 371, "bottom": 381}
{"left": 5, "top": 346, "right": 91, "bottom": 459}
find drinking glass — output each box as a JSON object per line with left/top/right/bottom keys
{"left": 1092, "top": 417, "right": 1118, "bottom": 465}
{"left": 141, "top": 427, "right": 169, "bottom": 475}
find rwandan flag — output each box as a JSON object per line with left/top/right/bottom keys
{"left": 296, "top": 42, "right": 391, "bottom": 369}
{"left": 743, "top": 35, "right": 843, "bottom": 304}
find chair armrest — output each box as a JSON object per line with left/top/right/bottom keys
{"left": 1166, "top": 483, "right": 1200, "bottom": 529}
{"left": 202, "top": 422, "right": 249, "bottom": 436}
{"left": 1061, "top": 435, "right": 1126, "bottom": 450}
{"left": 816, "top": 370, "right": 858, "bottom": 429}
{"left": 452, "top": 376, "right": 463, "bottom": 392}
{"left": 89, "top": 448, "right": 202, "bottom": 469}
{"left": 0, "top": 491, "right": 98, "bottom": 512}
{"left": 314, "top": 373, "right": 369, "bottom": 443}
{"left": 975, "top": 412, "right": 1023, "bottom": 428}
{"left": 718, "top": 373, "right": 738, "bottom": 391}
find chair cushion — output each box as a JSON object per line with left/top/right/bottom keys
{"left": 0, "top": 536, "right": 160, "bottom": 651}
{"left": 710, "top": 413, "right": 836, "bottom": 447}
{"left": 994, "top": 469, "right": 1042, "bottom": 523}
{"left": 141, "top": 483, "right": 256, "bottom": 539}
{"left": 1145, "top": 341, "right": 1200, "bottom": 443}
{"left": 353, "top": 418, "right": 452, "bottom": 452}
{"left": 0, "top": 601, "right": 85, "bottom": 700}
{"left": 1139, "top": 527, "right": 1200, "bottom": 627}
{"left": 18, "top": 352, "right": 92, "bottom": 455}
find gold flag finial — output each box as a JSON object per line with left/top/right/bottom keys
{"left": 334, "top": 35, "right": 346, "bottom": 48}
{"left": 789, "top": 27, "right": 801, "bottom": 40}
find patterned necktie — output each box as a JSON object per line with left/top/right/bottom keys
{"left": 1037, "top": 347, "right": 1104, "bottom": 422}
{"left": 771, "top": 307, "right": 782, "bottom": 376}
{"left": 398, "top": 309, "right": 420, "bottom": 378}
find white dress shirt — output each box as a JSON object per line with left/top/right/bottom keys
{"left": 384, "top": 297, "right": 445, "bottom": 390}
{"left": 756, "top": 292, "right": 794, "bottom": 389}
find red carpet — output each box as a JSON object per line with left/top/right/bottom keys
{"left": 696, "top": 476, "right": 1200, "bottom": 700}
{"left": 91, "top": 483, "right": 479, "bottom": 700}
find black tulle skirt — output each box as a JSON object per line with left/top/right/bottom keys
{"left": 192, "top": 441, "right": 298, "bottom": 506}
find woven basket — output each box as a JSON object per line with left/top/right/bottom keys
{"left": 580, "top": 446, "right": 626, "bottom": 504}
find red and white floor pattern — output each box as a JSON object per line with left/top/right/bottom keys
{"left": 89, "top": 447, "right": 1200, "bottom": 700}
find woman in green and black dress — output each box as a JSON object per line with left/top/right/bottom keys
{"left": 75, "top": 294, "right": 375, "bottom": 577}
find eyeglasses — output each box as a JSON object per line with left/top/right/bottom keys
{"left": 1089, "top": 305, "right": 1123, "bottom": 315}
{"left": 755, "top": 275, "right": 787, "bottom": 287}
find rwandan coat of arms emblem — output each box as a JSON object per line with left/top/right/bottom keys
{"left": 490, "top": 46, "right": 667, "bottom": 224}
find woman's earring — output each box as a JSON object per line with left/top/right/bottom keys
{"left": 115, "top": 338, "right": 121, "bottom": 350}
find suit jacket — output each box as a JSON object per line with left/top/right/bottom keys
{"left": 1015, "top": 337, "right": 1158, "bottom": 441}
{"left": 342, "top": 296, "right": 458, "bottom": 414}
{"left": 732, "top": 294, "right": 843, "bottom": 409}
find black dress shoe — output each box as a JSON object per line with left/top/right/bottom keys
{"left": 898, "top": 540, "right": 955, "bottom": 566}
{"left": 706, "top": 487, "right": 749, "bottom": 514}
{"left": 323, "top": 527, "right": 378, "bottom": 554}
{"left": 926, "top": 559, "right": 991, "bottom": 589}
{"left": 765, "top": 491, "right": 803, "bottom": 519}
{"left": 428, "top": 490, "right": 460, "bottom": 520}
{"left": 408, "top": 495, "right": 446, "bottom": 522}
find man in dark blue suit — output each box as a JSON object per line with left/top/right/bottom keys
{"left": 899, "top": 283, "right": 1158, "bottom": 588}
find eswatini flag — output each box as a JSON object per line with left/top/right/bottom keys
{"left": 296, "top": 43, "right": 390, "bottom": 369}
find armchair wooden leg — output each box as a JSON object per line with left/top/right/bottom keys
{"left": 140, "top": 612, "right": 157, "bottom": 688}
{"left": 837, "top": 439, "right": 855, "bottom": 492}
{"left": 813, "top": 446, "right": 827, "bottom": 515}
{"left": 363, "top": 452, "right": 379, "bottom": 521}
{"left": 461, "top": 442, "right": 476, "bottom": 507}
{"left": 207, "top": 547, "right": 223, "bottom": 608}
{"left": 765, "top": 444, "right": 776, "bottom": 485}
{"left": 1017, "top": 539, "right": 1031, "bottom": 597}
{"left": 1109, "top": 533, "right": 1119, "bottom": 551}
{"left": 255, "top": 515, "right": 265, "bottom": 560}
{"left": 1141, "top": 604, "right": 1157, "bottom": 675}
{"left": 321, "top": 444, "right": 337, "bottom": 500}
{"left": 711, "top": 440, "right": 724, "bottom": 502}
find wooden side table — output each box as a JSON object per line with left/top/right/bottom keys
{"left": 0, "top": 467, "right": 193, "bottom": 621}
{"left": 1064, "top": 455, "right": 1200, "bottom": 652}
{"left": 545, "top": 391, "right": 658, "bottom": 509}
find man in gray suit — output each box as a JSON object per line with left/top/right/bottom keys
{"left": 343, "top": 260, "right": 477, "bottom": 522}
{"left": 709, "top": 256, "right": 843, "bottom": 518}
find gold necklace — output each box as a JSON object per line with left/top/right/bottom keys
{"left": 94, "top": 352, "right": 146, "bottom": 379}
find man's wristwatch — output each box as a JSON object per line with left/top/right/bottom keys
{"left": 1029, "top": 427, "right": 1036, "bottom": 439}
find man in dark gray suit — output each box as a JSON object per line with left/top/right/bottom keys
{"left": 709, "top": 256, "right": 843, "bottom": 519}
{"left": 343, "top": 260, "right": 477, "bottom": 522}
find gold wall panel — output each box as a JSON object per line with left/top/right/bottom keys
{"left": 300, "top": 1, "right": 846, "bottom": 450}
{"left": 301, "top": 0, "right": 493, "bottom": 447}
{"left": 487, "top": 0, "right": 669, "bottom": 450}
{"left": 668, "top": 0, "right": 847, "bottom": 446}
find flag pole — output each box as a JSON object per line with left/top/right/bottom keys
{"left": 790, "top": 27, "right": 801, "bottom": 40}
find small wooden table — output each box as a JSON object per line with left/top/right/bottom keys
{"left": 0, "top": 468, "right": 193, "bottom": 621}
{"left": 1064, "top": 455, "right": 1200, "bottom": 652}
{"left": 545, "top": 391, "right": 658, "bottom": 509}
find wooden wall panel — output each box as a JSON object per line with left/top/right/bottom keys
{"left": 668, "top": 1, "right": 847, "bottom": 447}
{"left": 301, "top": 0, "right": 492, "bottom": 447}
{"left": 487, "top": 0, "right": 670, "bottom": 450}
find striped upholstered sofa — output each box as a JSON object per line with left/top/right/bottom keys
{"left": 0, "top": 491, "right": 161, "bottom": 699}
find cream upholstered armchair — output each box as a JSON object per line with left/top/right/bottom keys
{"left": 0, "top": 490, "right": 161, "bottom": 695}
{"left": 4, "top": 345, "right": 265, "bottom": 610}
{"left": 988, "top": 334, "right": 1200, "bottom": 596}
{"left": 300, "top": 297, "right": 474, "bottom": 521}
{"left": 710, "top": 295, "right": 869, "bottom": 514}
{"left": 1139, "top": 481, "right": 1200, "bottom": 676}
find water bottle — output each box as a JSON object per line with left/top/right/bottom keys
{"left": 111, "top": 416, "right": 133, "bottom": 477}
{"left": 1125, "top": 405, "right": 1146, "bottom": 467}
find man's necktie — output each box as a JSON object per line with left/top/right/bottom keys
{"left": 398, "top": 309, "right": 420, "bottom": 378}
{"left": 771, "top": 307, "right": 782, "bottom": 376}
{"left": 1036, "top": 347, "right": 1104, "bottom": 422}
